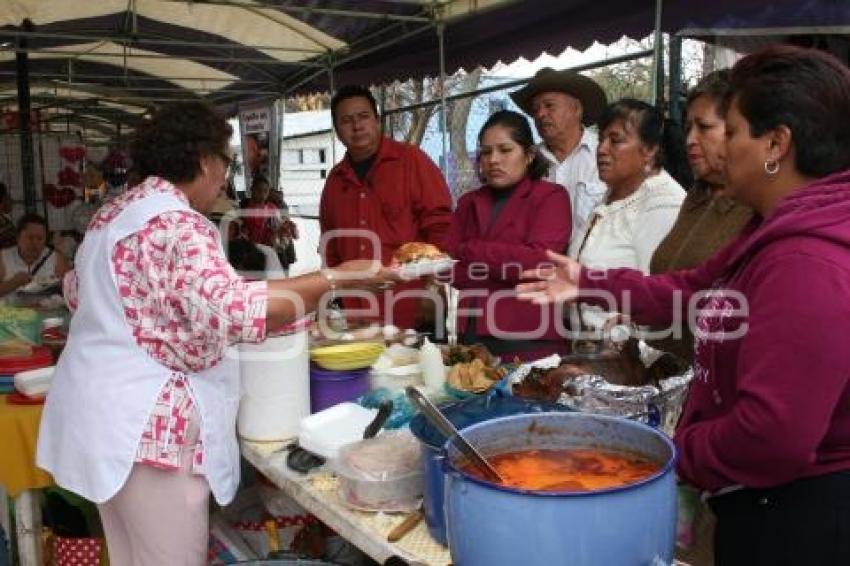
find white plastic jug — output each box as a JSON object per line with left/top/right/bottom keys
{"left": 419, "top": 338, "right": 446, "bottom": 393}
{"left": 237, "top": 328, "right": 310, "bottom": 441}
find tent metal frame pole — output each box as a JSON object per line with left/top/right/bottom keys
{"left": 651, "top": 0, "right": 664, "bottom": 106}
{"left": 10, "top": 86, "right": 285, "bottom": 95}
{"left": 0, "top": 71, "right": 272, "bottom": 84}
{"left": 379, "top": 84, "right": 387, "bottom": 133}
{"left": 668, "top": 34, "right": 683, "bottom": 126}
{"left": 23, "top": 95, "right": 199, "bottom": 103}
{"left": 679, "top": 25, "right": 850, "bottom": 37}
{"left": 16, "top": 19, "right": 37, "bottom": 214}
{"left": 327, "top": 55, "right": 337, "bottom": 167}
{"left": 0, "top": 30, "right": 326, "bottom": 55}
{"left": 280, "top": 22, "right": 434, "bottom": 96}
{"left": 6, "top": 47, "right": 324, "bottom": 66}
{"left": 22, "top": 103, "right": 138, "bottom": 118}
{"left": 41, "top": 113, "right": 118, "bottom": 126}
{"left": 26, "top": 100, "right": 141, "bottom": 117}
{"left": 437, "top": 20, "right": 448, "bottom": 175}
{"left": 157, "top": 0, "right": 432, "bottom": 23}
{"left": 382, "top": 49, "right": 653, "bottom": 116}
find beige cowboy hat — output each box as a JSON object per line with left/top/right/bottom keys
{"left": 510, "top": 67, "right": 607, "bottom": 126}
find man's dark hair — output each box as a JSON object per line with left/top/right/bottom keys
{"left": 250, "top": 175, "right": 270, "bottom": 192}
{"left": 130, "top": 101, "right": 232, "bottom": 184}
{"left": 16, "top": 212, "right": 47, "bottom": 235}
{"left": 228, "top": 237, "right": 266, "bottom": 273}
{"left": 331, "top": 85, "right": 379, "bottom": 128}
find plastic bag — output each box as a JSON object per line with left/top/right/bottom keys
{"left": 222, "top": 485, "right": 312, "bottom": 558}
{"left": 208, "top": 512, "right": 258, "bottom": 565}
{"left": 0, "top": 306, "right": 42, "bottom": 350}
{"left": 358, "top": 388, "right": 416, "bottom": 429}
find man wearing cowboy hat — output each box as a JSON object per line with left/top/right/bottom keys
{"left": 511, "top": 67, "right": 607, "bottom": 240}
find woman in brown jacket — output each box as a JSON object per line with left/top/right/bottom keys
{"left": 648, "top": 70, "right": 753, "bottom": 363}
{"left": 648, "top": 69, "right": 753, "bottom": 566}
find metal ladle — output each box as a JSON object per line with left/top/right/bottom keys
{"left": 405, "top": 386, "right": 505, "bottom": 484}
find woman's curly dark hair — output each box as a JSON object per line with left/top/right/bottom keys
{"left": 130, "top": 102, "right": 232, "bottom": 184}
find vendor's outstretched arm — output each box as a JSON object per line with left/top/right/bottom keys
{"left": 265, "top": 260, "right": 401, "bottom": 328}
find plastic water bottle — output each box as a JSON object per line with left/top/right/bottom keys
{"left": 419, "top": 338, "right": 446, "bottom": 393}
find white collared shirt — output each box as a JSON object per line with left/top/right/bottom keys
{"left": 538, "top": 127, "right": 605, "bottom": 240}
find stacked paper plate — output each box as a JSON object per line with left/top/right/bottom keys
{"left": 310, "top": 341, "right": 385, "bottom": 371}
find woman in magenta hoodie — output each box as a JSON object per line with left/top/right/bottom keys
{"left": 442, "top": 110, "right": 571, "bottom": 361}
{"left": 517, "top": 46, "right": 850, "bottom": 565}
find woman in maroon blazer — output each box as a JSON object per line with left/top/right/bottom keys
{"left": 442, "top": 110, "right": 572, "bottom": 361}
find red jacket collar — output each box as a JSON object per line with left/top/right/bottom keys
{"left": 470, "top": 176, "right": 536, "bottom": 206}
{"left": 329, "top": 137, "right": 405, "bottom": 188}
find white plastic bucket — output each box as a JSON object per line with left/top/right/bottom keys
{"left": 237, "top": 329, "right": 310, "bottom": 441}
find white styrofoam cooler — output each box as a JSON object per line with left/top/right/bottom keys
{"left": 237, "top": 328, "right": 310, "bottom": 442}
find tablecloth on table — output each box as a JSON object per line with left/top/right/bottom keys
{"left": 0, "top": 394, "right": 52, "bottom": 496}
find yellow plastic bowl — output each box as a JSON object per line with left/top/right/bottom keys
{"left": 312, "top": 356, "right": 382, "bottom": 371}
{"left": 310, "top": 341, "right": 385, "bottom": 371}
{"left": 310, "top": 341, "right": 384, "bottom": 357}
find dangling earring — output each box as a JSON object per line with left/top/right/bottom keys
{"left": 764, "top": 159, "right": 780, "bottom": 175}
{"left": 643, "top": 163, "right": 652, "bottom": 175}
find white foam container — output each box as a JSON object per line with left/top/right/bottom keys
{"left": 237, "top": 329, "right": 310, "bottom": 442}
{"left": 14, "top": 365, "right": 55, "bottom": 397}
{"left": 298, "top": 402, "right": 377, "bottom": 461}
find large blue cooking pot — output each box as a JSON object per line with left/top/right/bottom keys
{"left": 408, "top": 392, "right": 569, "bottom": 545}
{"left": 443, "top": 412, "right": 677, "bottom": 566}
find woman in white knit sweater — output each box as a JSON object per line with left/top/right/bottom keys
{"left": 568, "top": 98, "right": 689, "bottom": 331}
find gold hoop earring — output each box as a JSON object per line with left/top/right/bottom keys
{"left": 764, "top": 159, "right": 780, "bottom": 175}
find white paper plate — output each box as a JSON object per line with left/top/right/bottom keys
{"left": 395, "top": 258, "right": 457, "bottom": 280}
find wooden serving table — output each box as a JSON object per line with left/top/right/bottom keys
{"left": 241, "top": 439, "right": 451, "bottom": 566}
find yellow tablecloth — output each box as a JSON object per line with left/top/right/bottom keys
{"left": 0, "top": 394, "right": 52, "bottom": 496}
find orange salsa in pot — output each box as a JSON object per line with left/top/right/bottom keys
{"left": 460, "top": 448, "right": 662, "bottom": 491}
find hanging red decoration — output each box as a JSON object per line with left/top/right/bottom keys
{"left": 57, "top": 166, "right": 82, "bottom": 187}
{"left": 44, "top": 183, "right": 77, "bottom": 208}
{"left": 59, "top": 146, "right": 86, "bottom": 163}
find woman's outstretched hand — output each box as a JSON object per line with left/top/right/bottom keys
{"left": 516, "top": 250, "right": 583, "bottom": 304}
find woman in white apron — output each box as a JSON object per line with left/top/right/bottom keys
{"left": 36, "top": 101, "right": 400, "bottom": 565}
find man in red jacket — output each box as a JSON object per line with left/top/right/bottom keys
{"left": 319, "top": 85, "right": 452, "bottom": 330}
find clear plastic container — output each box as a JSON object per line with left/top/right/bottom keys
{"left": 334, "top": 431, "right": 423, "bottom": 512}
